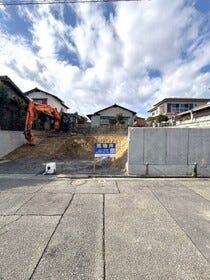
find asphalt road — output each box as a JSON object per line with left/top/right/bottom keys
{"left": 0, "top": 176, "right": 210, "bottom": 279}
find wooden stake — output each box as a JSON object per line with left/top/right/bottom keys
{"left": 93, "top": 157, "right": 96, "bottom": 173}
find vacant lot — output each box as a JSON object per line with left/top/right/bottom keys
{"left": 2, "top": 134, "right": 128, "bottom": 173}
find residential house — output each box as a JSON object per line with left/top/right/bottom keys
{"left": 87, "top": 104, "right": 136, "bottom": 127}
{"left": 148, "top": 98, "right": 210, "bottom": 118}
{"left": 133, "top": 116, "right": 146, "bottom": 127}
{"left": 24, "top": 88, "right": 69, "bottom": 113}
{"left": 176, "top": 103, "right": 210, "bottom": 127}
{"left": 0, "top": 75, "right": 29, "bottom": 130}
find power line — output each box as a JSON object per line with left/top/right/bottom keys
{"left": 0, "top": 0, "right": 149, "bottom": 6}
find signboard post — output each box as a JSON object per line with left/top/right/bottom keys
{"left": 93, "top": 143, "right": 116, "bottom": 173}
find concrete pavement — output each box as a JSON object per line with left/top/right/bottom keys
{"left": 0, "top": 177, "right": 210, "bottom": 279}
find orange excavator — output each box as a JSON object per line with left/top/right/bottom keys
{"left": 23, "top": 101, "right": 62, "bottom": 145}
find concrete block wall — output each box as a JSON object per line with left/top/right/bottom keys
{"left": 128, "top": 127, "right": 210, "bottom": 177}
{"left": 0, "top": 131, "right": 25, "bottom": 158}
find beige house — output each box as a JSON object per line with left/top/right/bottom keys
{"left": 87, "top": 104, "right": 136, "bottom": 127}
{"left": 148, "top": 98, "right": 210, "bottom": 118}
{"left": 24, "top": 88, "right": 69, "bottom": 113}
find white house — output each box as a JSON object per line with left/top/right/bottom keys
{"left": 87, "top": 104, "right": 136, "bottom": 127}
{"left": 148, "top": 98, "right": 210, "bottom": 118}
{"left": 24, "top": 88, "right": 69, "bottom": 113}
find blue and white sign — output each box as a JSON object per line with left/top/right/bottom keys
{"left": 94, "top": 143, "right": 116, "bottom": 158}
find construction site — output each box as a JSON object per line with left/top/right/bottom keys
{"left": 0, "top": 96, "right": 129, "bottom": 176}
{"left": 0, "top": 131, "right": 128, "bottom": 175}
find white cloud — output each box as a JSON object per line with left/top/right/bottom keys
{"left": 0, "top": 0, "right": 210, "bottom": 117}
{"left": 0, "top": 4, "right": 5, "bottom": 10}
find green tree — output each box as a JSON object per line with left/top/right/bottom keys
{"left": 156, "top": 114, "right": 168, "bottom": 123}
{"left": 146, "top": 116, "right": 155, "bottom": 126}
{"left": 115, "top": 113, "right": 124, "bottom": 125}
{"left": 0, "top": 81, "right": 9, "bottom": 129}
{"left": 13, "top": 97, "right": 27, "bottom": 131}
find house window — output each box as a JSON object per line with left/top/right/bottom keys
{"left": 167, "top": 103, "right": 180, "bottom": 113}
{"left": 33, "top": 98, "right": 47, "bottom": 105}
{"left": 100, "top": 116, "right": 116, "bottom": 125}
{"left": 168, "top": 103, "right": 195, "bottom": 113}
{"left": 171, "top": 104, "right": 179, "bottom": 114}
{"left": 180, "top": 104, "right": 189, "bottom": 112}
{"left": 167, "top": 104, "right": 171, "bottom": 113}
{"left": 100, "top": 116, "right": 127, "bottom": 125}
{"left": 100, "top": 118, "right": 110, "bottom": 125}
{"left": 122, "top": 117, "right": 129, "bottom": 125}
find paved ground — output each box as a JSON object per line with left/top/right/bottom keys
{"left": 0, "top": 176, "right": 210, "bottom": 279}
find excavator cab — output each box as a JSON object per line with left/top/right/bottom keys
{"left": 24, "top": 101, "right": 62, "bottom": 145}
{"left": 24, "top": 101, "right": 78, "bottom": 145}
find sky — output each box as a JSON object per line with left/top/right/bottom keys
{"left": 0, "top": 0, "right": 210, "bottom": 117}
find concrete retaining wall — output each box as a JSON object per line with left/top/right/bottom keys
{"left": 176, "top": 119, "right": 210, "bottom": 128}
{"left": 0, "top": 131, "right": 25, "bottom": 158}
{"left": 128, "top": 128, "right": 210, "bottom": 177}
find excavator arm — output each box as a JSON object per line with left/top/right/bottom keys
{"left": 24, "top": 101, "right": 62, "bottom": 145}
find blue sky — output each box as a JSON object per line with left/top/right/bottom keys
{"left": 0, "top": 0, "right": 210, "bottom": 116}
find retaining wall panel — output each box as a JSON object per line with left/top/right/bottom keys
{"left": 0, "top": 131, "right": 25, "bottom": 158}
{"left": 188, "top": 129, "right": 210, "bottom": 165}
{"left": 143, "top": 128, "right": 166, "bottom": 164}
{"left": 128, "top": 128, "right": 144, "bottom": 164}
{"left": 128, "top": 128, "right": 210, "bottom": 177}
{"left": 166, "top": 128, "right": 188, "bottom": 165}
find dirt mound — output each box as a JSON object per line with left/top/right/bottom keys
{"left": 5, "top": 134, "right": 128, "bottom": 169}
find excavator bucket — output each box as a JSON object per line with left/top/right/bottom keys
{"left": 23, "top": 129, "right": 37, "bottom": 146}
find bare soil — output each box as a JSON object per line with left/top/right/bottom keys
{"left": 4, "top": 134, "right": 128, "bottom": 170}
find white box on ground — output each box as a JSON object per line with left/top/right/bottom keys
{"left": 45, "top": 162, "right": 56, "bottom": 174}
